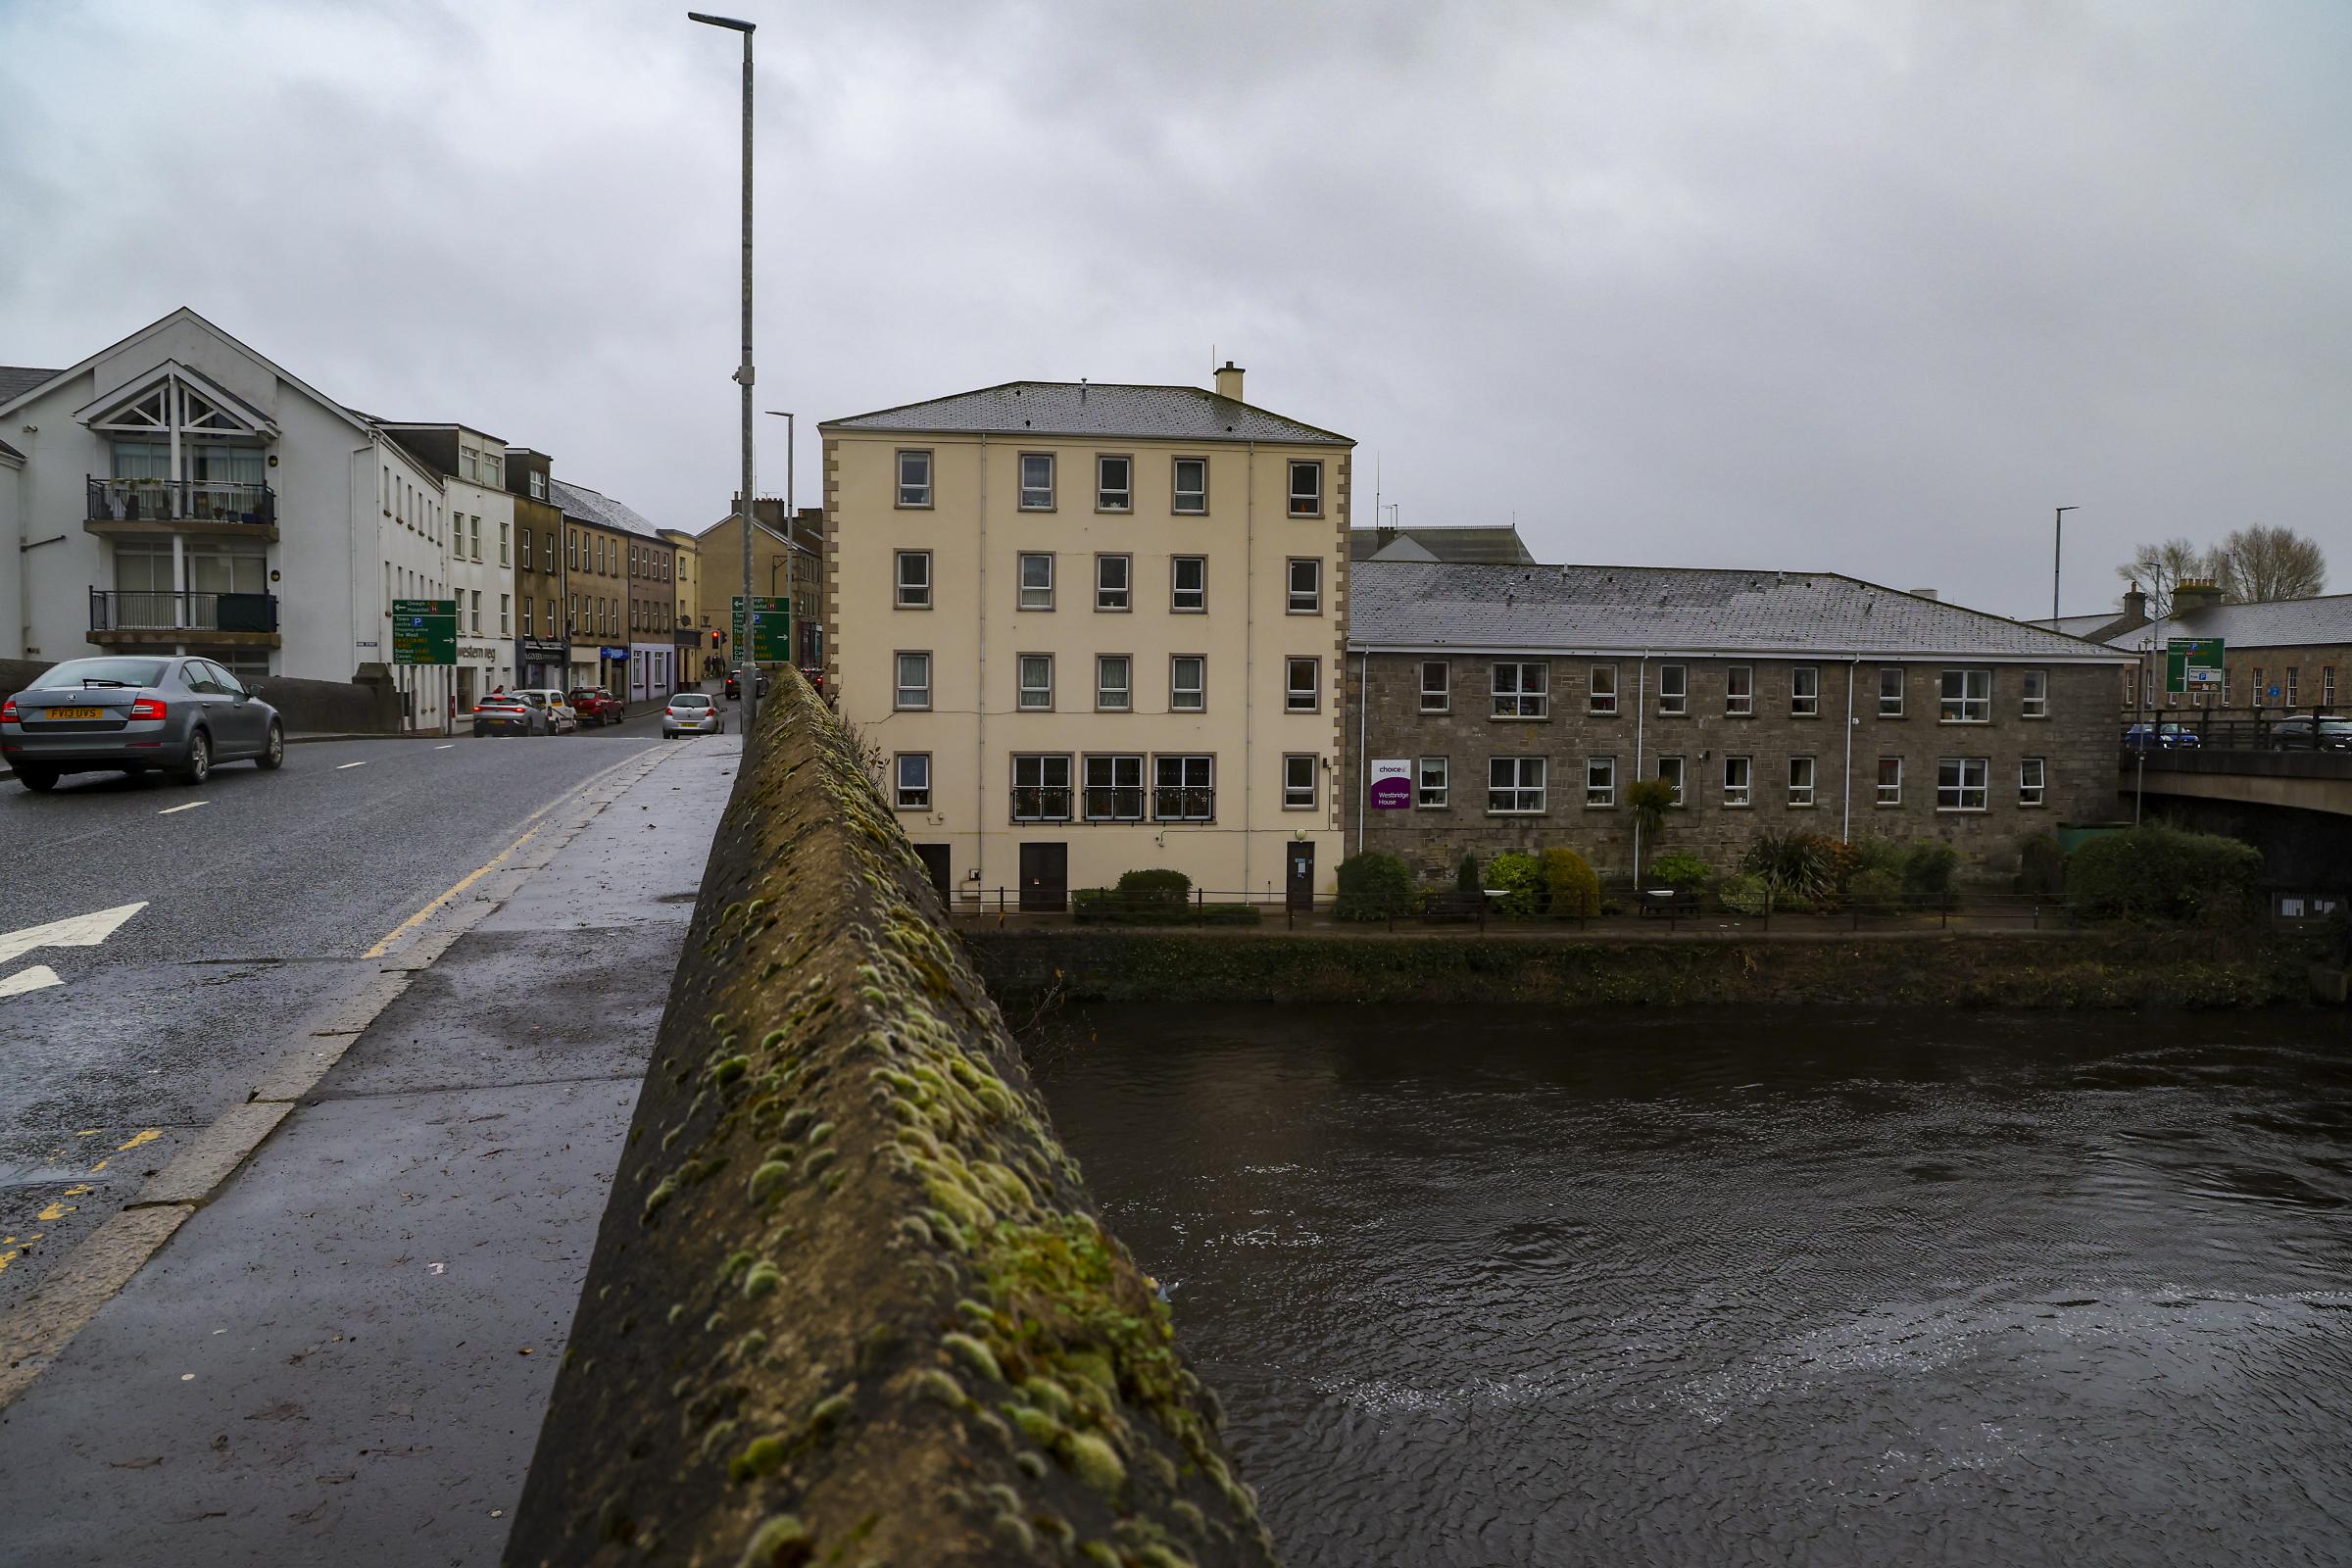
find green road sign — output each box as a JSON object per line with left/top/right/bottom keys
{"left": 392, "top": 598, "right": 458, "bottom": 665}
{"left": 2164, "top": 636, "right": 2224, "bottom": 695}
{"left": 730, "top": 595, "right": 792, "bottom": 663}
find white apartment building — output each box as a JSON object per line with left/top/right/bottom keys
{"left": 379, "top": 422, "right": 518, "bottom": 710}
{"left": 1, "top": 308, "right": 457, "bottom": 730}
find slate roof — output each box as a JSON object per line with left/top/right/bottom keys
{"left": 1350, "top": 525, "right": 1534, "bottom": 564}
{"left": 551, "top": 477, "right": 662, "bottom": 540}
{"left": 0, "top": 366, "right": 62, "bottom": 405}
{"left": 1349, "top": 562, "right": 2129, "bottom": 661}
{"left": 2099, "top": 594, "right": 2352, "bottom": 653}
{"left": 2034, "top": 612, "right": 2124, "bottom": 639}
{"left": 822, "top": 380, "right": 1348, "bottom": 446}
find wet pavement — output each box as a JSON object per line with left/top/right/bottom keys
{"left": 0, "top": 734, "right": 740, "bottom": 1567}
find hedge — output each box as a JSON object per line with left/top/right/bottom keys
{"left": 2066, "top": 825, "right": 2263, "bottom": 923}
{"left": 1072, "top": 889, "right": 1260, "bottom": 925}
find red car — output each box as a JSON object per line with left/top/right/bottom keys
{"left": 567, "top": 688, "right": 624, "bottom": 727}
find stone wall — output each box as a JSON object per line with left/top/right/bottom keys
{"left": 507, "top": 669, "right": 1274, "bottom": 1568}
{"left": 1344, "top": 653, "right": 2122, "bottom": 879}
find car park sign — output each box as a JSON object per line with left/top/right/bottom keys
{"left": 2165, "top": 637, "right": 2223, "bottom": 693}
{"left": 392, "top": 599, "right": 458, "bottom": 665}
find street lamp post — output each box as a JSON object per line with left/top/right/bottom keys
{"left": 688, "top": 10, "right": 758, "bottom": 735}
{"left": 2052, "top": 506, "right": 2077, "bottom": 623}
{"left": 765, "top": 409, "right": 794, "bottom": 662}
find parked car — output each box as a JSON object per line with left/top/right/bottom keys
{"left": 472, "top": 695, "right": 545, "bottom": 737}
{"left": 724, "top": 669, "right": 771, "bottom": 702}
{"left": 513, "top": 688, "right": 578, "bottom": 733}
{"left": 567, "top": 688, "right": 624, "bottom": 727}
{"left": 2123, "top": 722, "right": 2201, "bottom": 751}
{"left": 662, "top": 692, "right": 725, "bottom": 738}
{"left": 2, "top": 655, "right": 284, "bottom": 790}
{"left": 2268, "top": 716, "right": 2352, "bottom": 752}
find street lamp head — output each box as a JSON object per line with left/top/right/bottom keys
{"left": 687, "top": 12, "right": 755, "bottom": 30}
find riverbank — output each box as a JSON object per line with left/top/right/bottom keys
{"left": 964, "top": 926, "right": 2317, "bottom": 1008}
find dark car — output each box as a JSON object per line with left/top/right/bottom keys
{"left": 2268, "top": 716, "right": 2352, "bottom": 752}
{"left": 724, "top": 670, "right": 771, "bottom": 701}
{"left": 471, "top": 695, "right": 545, "bottom": 737}
{"left": 567, "top": 688, "right": 624, "bottom": 727}
{"left": 2123, "top": 722, "right": 2200, "bottom": 751}
{"left": 3, "top": 655, "right": 283, "bottom": 790}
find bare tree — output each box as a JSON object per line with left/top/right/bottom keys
{"left": 2116, "top": 537, "right": 2216, "bottom": 619}
{"left": 2211, "top": 524, "right": 2326, "bottom": 603}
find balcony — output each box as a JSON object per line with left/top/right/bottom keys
{"left": 1010, "top": 786, "right": 1073, "bottom": 823}
{"left": 1152, "top": 786, "right": 1215, "bottom": 822}
{"left": 85, "top": 477, "right": 278, "bottom": 539}
{"left": 89, "top": 588, "right": 281, "bottom": 648}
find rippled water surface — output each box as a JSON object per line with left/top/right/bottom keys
{"left": 1031, "top": 1006, "right": 2352, "bottom": 1567}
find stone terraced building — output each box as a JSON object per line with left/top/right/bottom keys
{"left": 1344, "top": 562, "right": 2132, "bottom": 880}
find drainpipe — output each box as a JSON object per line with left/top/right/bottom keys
{"left": 1841, "top": 656, "right": 1858, "bottom": 840}
{"left": 976, "top": 434, "right": 988, "bottom": 895}
{"left": 1633, "top": 653, "right": 1648, "bottom": 878}
{"left": 1357, "top": 651, "right": 1370, "bottom": 852}
{"left": 1243, "top": 438, "right": 1254, "bottom": 895}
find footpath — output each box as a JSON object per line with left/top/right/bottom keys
{"left": 0, "top": 735, "right": 743, "bottom": 1567}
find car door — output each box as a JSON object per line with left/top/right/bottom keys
{"left": 204, "top": 661, "right": 267, "bottom": 754}
{"left": 179, "top": 660, "right": 236, "bottom": 750}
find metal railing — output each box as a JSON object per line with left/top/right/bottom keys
{"left": 89, "top": 588, "right": 279, "bottom": 634}
{"left": 1009, "top": 786, "right": 1217, "bottom": 823}
{"left": 87, "top": 476, "right": 276, "bottom": 526}
{"left": 2122, "top": 710, "right": 2347, "bottom": 753}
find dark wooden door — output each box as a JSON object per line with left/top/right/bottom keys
{"left": 1019, "top": 842, "right": 1068, "bottom": 912}
{"left": 1286, "top": 841, "right": 1316, "bottom": 910}
{"left": 913, "top": 844, "right": 952, "bottom": 905}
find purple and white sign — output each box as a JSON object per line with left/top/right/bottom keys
{"left": 1370, "top": 759, "right": 1413, "bottom": 809}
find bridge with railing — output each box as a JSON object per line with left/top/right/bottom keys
{"left": 2124, "top": 744, "right": 2352, "bottom": 817}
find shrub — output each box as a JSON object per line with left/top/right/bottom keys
{"left": 1848, "top": 866, "right": 1906, "bottom": 913}
{"left": 2016, "top": 831, "right": 2065, "bottom": 898}
{"left": 1541, "top": 847, "right": 1601, "bottom": 919}
{"left": 1625, "top": 778, "right": 1675, "bottom": 844}
{"left": 1487, "top": 853, "right": 1545, "bottom": 917}
{"left": 1455, "top": 854, "right": 1481, "bottom": 894}
{"left": 1335, "top": 852, "right": 1416, "bottom": 922}
{"left": 1073, "top": 885, "right": 1261, "bottom": 925}
{"left": 1900, "top": 841, "right": 1960, "bottom": 905}
{"left": 1852, "top": 837, "right": 1907, "bottom": 878}
{"left": 1742, "top": 831, "right": 1839, "bottom": 904}
{"left": 1717, "top": 872, "right": 1773, "bottom": 915}
{"left": 1646, "top": 851, "right": 1714, "bottom": 892}
{"left": 2066, "top": 825, "right": 2263, "bottom": 923}
{"left": 1113, "top": 867, "right": 1191, "bottom": 911}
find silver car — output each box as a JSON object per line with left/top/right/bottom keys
{"left": 662, "top": 693, "right": 724, "bottom": 737}
{"left": 2, "top": 656, "right": 285, "bottom": 790}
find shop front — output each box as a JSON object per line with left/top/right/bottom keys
{"left": 600, "top": 644, "right": 629, "bottom": 699}
{"left": 517, "top": 637, "right": 569, "bottom": 691}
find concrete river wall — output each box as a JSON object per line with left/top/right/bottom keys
{"left": 506, "top": 672, "right": 1275, "bottom": 1568}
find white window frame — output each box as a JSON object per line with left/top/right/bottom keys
{"left": 1940, "top": 668, "right": 1991, "bottom": 723}
{"left": 1095, "top": 654, "right": 1131, "bottom": 711}
{"left": 1152, "top": 754, "right": 1214, "bottom": 821}
{"left": 1287, "top": 459, "right": 1322, "bottom": 517}
{"left": 1082, "top": 754, "right": 1145, "bottom": 821}
{"left": 1018, "top": 653, "right": 1054, "bottom": 710}
{"left": 1012, "top": 754, "right": 1072, "bottom": 822}
{"left": 2019, "top": 757, "right": 2047, "bottom": 808}
{"left": 1656, "top": 755, "right": 1686, "bottom": 807}
{"left": 1170, "top": 555, "right": 1206, "bottom": 612}
{"left": 1096, "top": 554, "right": 1131, "bottom": 612}
{"left": 1790, "top": 665, "right": 1820, "bottom": 717}
{"left": 895, "top": 550, "right": 932, "bottom": 609}
{"left": 2021, "top": 667, "right": 2049, "bottom": 719}
{"left": 1876, "top": 757, "right": 1902, "bottom": 807}
{"left": 1282, "top": 754, "right": 1317, "bottom": 810}
{"left": 1172, "top": 457, "right": 1208, "bottom": 515}
{"left": 1492, "top": 661, "right": 1549, "bottom": 718}
{"left": 1937, "top": 756, "right": 1989, "bottom": 811}
{"left": 1879, "top": 665, "right": 1905, "bottom": 717}
{"left": 895, "top": 651, "right": 932, "bottom": 711}
{"left": 1018, "top": 452, "right": 1055, "bottom": 511}
{"left": 1788, "top": 755, "right": 1816, "bottom": 808}
{"left": 1726, "top": 664, "right": 1755, "bottom": 716}
{"left": 1723, "top": 754, "right": 1753, "bottom": 808}
{"left": 1286, "top": 656, "right": 1321, "bottom": 712}
{"left": 1287, "top": 558, "right": 1322, "bottom": 613}
{"left": 1018, "top": 552, "right": 1055, "bottom": 612}
{"left": 1590, "top": 663, "right": 1618, "bottom": 715}
{"left": 1419, "top": 661, "right": 1449, "bottom": 712}
{"left": 896, "top": 449, "right": 933, "bottom": 508}
{"left": 894, "top": 753, "right": 931, "bottom": 810}
{"left": 1488, "top": 756, "right": 1547, "bottom": 815}
{"left": 1586, "top": 755, "right": 1616, "bottom": 808}
{"left": 1096, "top": 454, "right": 1132, "bottom": 513}
{"left": 1170, "top": 655, "right": 1205, "bottom": 712}
{"left": 1657, "top": 663, "right": 1687, "bottom": 715}
{"left": 1416, "top": 755, "right": 1448, "bottom": 808}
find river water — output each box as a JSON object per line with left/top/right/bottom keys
{"left": 1030, "top": 1005, "right": 2352, "bottom": 1567}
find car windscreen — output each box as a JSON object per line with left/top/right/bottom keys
{"left": 32, "top": 658, "right": 170, "bottom": 689}
{"left": 671, "top": 695, "right": 711, "bottom": 708}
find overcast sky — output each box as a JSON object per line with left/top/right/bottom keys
{"left": 4, "top": 0, "right": 2346, "bottom": 619}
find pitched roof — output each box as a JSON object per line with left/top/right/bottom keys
{"left": 821, "top": 380, "right": 1349, "bottom": 446}
{"left": 0, "top": 436, "right": 23, "bottom": 463}
{"left": 1348, "top": 562, "right": 2130, "bottom": 661}
{"left": 1350, "top": 525, "right": 1534, "bottom": 564}
{"left": 0, "top": 366, "right": 62, "bottom": 404}
{"left": 551, "top": 477, "right": 662, "bottom": 540}
{"left": 2099, "top": 593, "right": 2352, "bottom": 652}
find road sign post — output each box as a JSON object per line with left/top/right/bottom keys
{"left": 2164, "top": 637, "right": 2224, "bottom": 698}
{"left": 393, "top": 599, "right": 458, "bottom": 736}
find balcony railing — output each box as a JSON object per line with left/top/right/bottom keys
{"left": 1010, "top": 786, "right": 1074, "bottom": 822}
{"left": 1152, "top": 786, "right": 1215, "bottom": 821}
{"left": 90, "top": 588, "right": 280, "bottom": 635}
{"left": 1081, "top": 786, "right": 1146, "bottom": 821}
{"left": 87, "top": 477, "right": 276, "bottom": 526}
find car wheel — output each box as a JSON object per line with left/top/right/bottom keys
{"left": 257, "top": 721, "right": 285, "bottom": 770}
{"left": 14, "top": 764, "right": 61, "bottom": 792}
{"left": 178, "top": 729, "right": 212, "bottom": 786}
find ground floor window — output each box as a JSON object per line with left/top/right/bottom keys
{"left": 1083, "top": 754, "right": 1144, "bottom": 821}
{"left": 1283, "top": 754, "right": 1317, "bottom": 809}
{"left": 1488, "top": 756, "right": 1546, "bottom": 814}
{"left": 1416, "top": 756, "right": 1448, "bottom": 808}
{"left": 1788, "top": 755, "right": 1815, "bottom": 808}
{"left": 1876, "top": 757, "right": 1902, "bottom": 806}
{"left": 1154, "top": 755, "right": 1214, "bottom": 820}
{"left": 1722, "top": 754, "right": 1752, "bottom": 807}
{"left": 2019, "top": 757, "right": 2046, "bottom": 808}
{"left": 1012, "top": 754, "right": 1072, "bottom": 821}
{"left": 894, "top": 754, "right": 931, "bottom": 810}
{"left": 1586, "top": 755, "right": 1616, "bottom": 807}
{"left": 1656, "top": 754, "right": 1685, "bottom": 806}
{"left": 1937, "top": 756, "right": 1988, "bottom": 811}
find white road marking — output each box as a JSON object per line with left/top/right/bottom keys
{"left": 0, "top": 964, "right": 62, "bottom": 999}
{"left": 435, "top": 744, "right": 455, "bottom": 750}
{"left": 158, "top": 801, "right": 211, "bottom": 815}
{"left": 0, "top": 902, "right": 147, "bottom": 967}
{"left": 336, "top": 761, "right": 368, "bottom": 770}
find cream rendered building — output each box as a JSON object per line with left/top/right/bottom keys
{"left": 821, "top": 365, "right": 1352, "bottom": 910}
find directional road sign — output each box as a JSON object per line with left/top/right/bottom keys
{"left": 392, "top": 599, "right": 458, "bottom": 665}
{"left": 730, "top": 596, "right": 792, "bottom": 663}
{"left": 2164, "top": 637, "right": 2224, "bottom": 695}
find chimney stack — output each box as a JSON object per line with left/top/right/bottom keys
{"left": 1213, "top": 361, "right": 1245, "bottom": 402}
{"left": 2120, "top": 581, "right": 2148, "bottom": 628}
{"left": 2171, "top": 576, "right": 2225, "bottom": 616}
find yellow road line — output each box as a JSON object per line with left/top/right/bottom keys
{"left": 362, "top": 826, "right": 539, "bottom": 959}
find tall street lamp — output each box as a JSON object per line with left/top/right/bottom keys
{"left": 2052, "top": 506, "right": 2077, "bottom": 623}
{"left": 765, "top": 409, "right": 794, "bottom": 662}
{"left": 689, "top": 10, "right": 758, "bottom": 734}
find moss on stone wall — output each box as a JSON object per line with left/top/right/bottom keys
{"left": 965, "top": 928, "right": 2310, "bottom": 1010}
{"left": 507, "top": 672, "right": 1274, "bottom": 1568}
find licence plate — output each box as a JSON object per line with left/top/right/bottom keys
{"left": 44, "top": 707, "right": 104, "bottom": 720}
